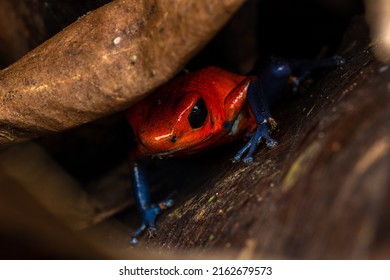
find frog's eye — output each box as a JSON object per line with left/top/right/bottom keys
{"left": 188, "top": 98, "right": 208, "bottom": 129}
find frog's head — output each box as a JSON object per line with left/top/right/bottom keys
{"left": 126, "top": 67, "right": 248, "bottom": 157}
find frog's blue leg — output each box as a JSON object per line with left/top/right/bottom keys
{"left": 129, "top": 159, "right": 174, "bottom": 245}
{"left": 233, "top": 63, "right": 286, "bottom": 163}
{"left": 233, "top": 56, "right": 344, "bottom": 163}
{"left": 288, "top": 56, "right": 345, "bottom": 92}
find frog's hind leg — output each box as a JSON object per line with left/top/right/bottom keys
{"left": 288, "top": 56, "right": 345, "bottom": 92}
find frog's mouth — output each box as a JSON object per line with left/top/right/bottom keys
{"left": 141, "top": 133, "right": 215, "bottom": 158}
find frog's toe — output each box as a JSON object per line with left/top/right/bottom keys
{"left": 233, "top": 120, "right": 278, "bottom": 164}
{"left": 130, "top": 223, "right": 147, "bottom": 245}
{"left": 232, "top": 141, "right": 252, "bottom": 163}
{"left": 232, "top": 154, "right": 242, "bottom": 163}
{"left": 242, "top": 155, "right": 254, "bottom": 164}
{"left": 332, "top": 55, "right": 345, "bottom": 66}
{"left": 266, "top": 139, "right": 278, "bottom": 149}
{"left": 130, "top": 237, "right": 140, "bottom": 245}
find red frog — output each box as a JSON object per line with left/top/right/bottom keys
{"left": 125, "top": 56, "right": 344, "bottom": 244}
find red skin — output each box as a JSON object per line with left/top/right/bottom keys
{"left": 126, "top": 66, "right": 258, "bottom": 158}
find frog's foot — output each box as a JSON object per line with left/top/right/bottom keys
{"left": 130, "top": 198, "right": 174, "bottom": 245}
{"left": 233, "top": 119, "right": 278, "bottom": 164}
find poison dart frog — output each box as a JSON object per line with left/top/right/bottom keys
{"left": 125, "top": 56, "right": 344, "bottom": 244}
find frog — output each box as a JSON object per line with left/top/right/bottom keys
{"left": 125, "top": 56, "right": 344, "bottom": 244}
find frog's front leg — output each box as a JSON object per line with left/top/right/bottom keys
{"left": 129, "top": 156, "right": 174, "bottom": 245}
{"left": 234, "top": 56, "right": 344, "bottom": 163}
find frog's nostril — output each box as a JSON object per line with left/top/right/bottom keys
{"left": 170, "top": 135, "right": 177, "bottom": 143}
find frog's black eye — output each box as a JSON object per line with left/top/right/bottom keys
{"left": 188, "top": 98, "right": 208, "bottom": 129}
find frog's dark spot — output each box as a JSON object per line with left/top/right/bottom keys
{"left": 170, "top": 135, "right": 177, "bottom": 143}
{"left": 223, "top": 121, "right": 232, "bottom": 130}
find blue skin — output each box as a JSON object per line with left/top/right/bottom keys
{"left": 129, "top": 161, "right": 174, "bottom": 245}
{"left": 129, "top": 56, "right": 344, "bottom": 244}
{"left": 234, "top": 55, "right": 345, "bottom": 163}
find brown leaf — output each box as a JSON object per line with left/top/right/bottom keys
{"left": 0, "top": 0, "right": 245, "bottom": 144}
